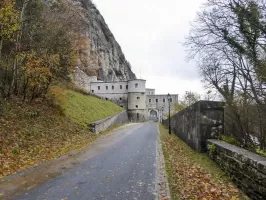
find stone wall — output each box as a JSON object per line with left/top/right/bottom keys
{"left": 88, "top": 110, "right": 128, "bottom": 134}
{"left": 207, "top": 139, "right": 266, "bottom": 200}
{"left": 162, "top": 101, "right": 224, "bottom": 152}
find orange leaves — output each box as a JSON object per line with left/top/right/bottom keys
{"left": 160, "top": 125, "right": 249, "bottom": 200}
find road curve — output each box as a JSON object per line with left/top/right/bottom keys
{"left": 14, "top": 122, "right": 159, "bottom": 200}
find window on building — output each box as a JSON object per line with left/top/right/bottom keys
{"left": 136, "top": 105, "right": 138, "bottom": 108}
{"left": 156, "top": 99, "right": 158, "bottom": 103}
{"left": 170, "top": 98, "right": 173, "bottom": 102}
{"left": 92, "top": 90, "right": 94, "bottom": 93}
{"left": 120, "top": 85, "right": 122, "bottom": 89}
{"left": 119, "top": 97, "right": 122, "bottom": 101}
{"left": 126, "top": 85, "right": 128, "bottom": 89}
{"left": 163, "top": 98, "right": 165, "bottom": 102}
{"left": 112, "top": 85, "right": 114, "bottom": 90}
{"left": 135, "top": 83, "right": 138, "bottom": 88}
{"left": 106, "top": 86, "right": 108, "bottom": 90}
{"left": 98, "top": 86, "right": 100, "bottom": 90}
{"left": 149, "top": 99, "right": 151, "bottom": 103}
{"left": 105, "top": 98, "right": 108, "bottom": 100}
{"left": 137, "top": 97, "right": 140, "bottom": 100}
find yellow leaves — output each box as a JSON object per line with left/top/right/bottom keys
{"left": 23, "top": 53, "right": 52, "bottom": 87}
{"left": 0, "top": 0, "right": 20, "bottom": 39}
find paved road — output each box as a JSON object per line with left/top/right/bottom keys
{"left": 14, "top": 122, "right": 159, "bottom": 200}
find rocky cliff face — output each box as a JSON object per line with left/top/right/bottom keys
{"left": 69, "top": 0, "right": 136, "bottom": 88}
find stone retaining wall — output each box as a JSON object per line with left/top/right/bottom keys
{"left": 207, "top": 139, "right": 266, "bottom": 200}
{"left": 162, "top": 101, "right": 224, "bottom": 152}
{"left": 88, "top": 110, "right": 128, "bottom": 134}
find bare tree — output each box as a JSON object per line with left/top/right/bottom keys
{"left": 186, "top": 0, "right": 266, "bottom": 149}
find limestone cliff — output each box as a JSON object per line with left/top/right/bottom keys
{"left": 69, "top": 0, "right": 136, "bottom": 88}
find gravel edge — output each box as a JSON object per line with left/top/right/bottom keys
{"left": 156, "top": 124, "right": 171, "bottom": 200}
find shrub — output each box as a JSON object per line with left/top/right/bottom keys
{"left": 219, "top": 135, "right": 241, "bottom": 146}
{"left": 207, "top": 143, "right": 216, "bottom": 158}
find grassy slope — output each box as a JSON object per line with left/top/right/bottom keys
{"left": 0, "top": 86, "right": 124, "bottom": 178}
{"left": 50, "top": 86, "right": 123, "bottom": 127}
{"left": 159, "top": 125, "right": 248, "bottom": 200}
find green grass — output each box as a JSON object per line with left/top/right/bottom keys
{"left": 50, "top": 86, "right": 124, "bottom": 127}
{"left": 159, "top": 124, "right": 248, "bottom": 200}
{"left": 256, "top": 148, "right": 266, "bottom": 157}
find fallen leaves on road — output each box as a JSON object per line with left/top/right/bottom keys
{"left": 159, "top": 125, "right": 249, "bottom": 200}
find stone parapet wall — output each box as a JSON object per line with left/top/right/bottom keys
{"left": 88, "top": 110, "right": 128, "bottom": 134}
{"left": 162, "top": 101, "right": 224, "bottom": 152}
{"left": 207, "top": 139, "right": 266, "bottom": 200}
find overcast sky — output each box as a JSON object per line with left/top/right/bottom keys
{"left": 93, "top": 0, "right": 207, "bottom": 96}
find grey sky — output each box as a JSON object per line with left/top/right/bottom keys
{"left": 94, "top": 0, "right": 207, "bottom": 95}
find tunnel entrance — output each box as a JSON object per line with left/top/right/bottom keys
{"left": 149, "top": 110, "right": 158, "bottom": 121}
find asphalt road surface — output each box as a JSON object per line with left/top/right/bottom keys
{"left": 14, "top": 122, "right": 159, "bottom": 200}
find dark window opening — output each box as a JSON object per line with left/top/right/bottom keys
{"left": 106, "top": 86, "right": 108, "bottom": 90}
{"left": 92, "top": 90, "right": 94, "bottom": 93}
{"left": 119, "top": 97, "right": 122, "bottom": 101}
{"left": 126, "top": 85, "right": 128, "bottom": 89}
{"left": 112, "top": 85, "right": 114, "bottom": 90}
{"left": 120, "top": 85, "right": 122, "bottom": 89}
{"left": 163, "top": 98, "right": 165, "bottom": 102}
{"left": 136, "top": 105, "right": 138, "bottom": 108}
{"left": 105, "top": 98, "right": 108, "bottom": 100}
{"left": 156, "top": 99, "right": 158, "bottom": 103}
{"left": 135, "top": 83, "right": 138, "bottom": 88}
{"left": 98, "top": 86, "right": 100, "bottom": 90}
{"left": 170, "top": 98, "right": 173, "bottom": 102}
{"left": 137, "top": 97, "right": 140, "bottom": 100}
{"left": 149, "top": 99, "right": 151, "bottom": 103}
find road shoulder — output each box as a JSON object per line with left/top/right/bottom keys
{"left": 156, "top": 124, "right": 171, "bottom": 200}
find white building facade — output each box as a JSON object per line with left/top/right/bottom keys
{"left": 90, "top": 79, "right": 178, "bottom": 122}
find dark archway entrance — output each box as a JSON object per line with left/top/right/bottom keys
{"left": 149, "top": 110, "right": 158, "bottom": 121}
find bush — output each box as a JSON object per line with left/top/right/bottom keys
{"left": 256, "top": 149, "right": 266, "bottom": 157}
{"left": 219, "top": 135, "right": 241, "bottom": 146}
{"left": 207, "top": 143, "right": 216, "bottom": 158}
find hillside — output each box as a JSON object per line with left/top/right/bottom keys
{"left": 0, "top": 86, "right": 124, "bottom": 178}
{"left": 50, "top": 86, "right": 124, "bottom": 127}
{"left": 71, "top": 0, "right": 137, "bottom": 89}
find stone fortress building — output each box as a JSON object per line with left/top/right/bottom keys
{"left": 87, "top": 76, "right": 178, "bottom": 122}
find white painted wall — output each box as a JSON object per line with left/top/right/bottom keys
{"left": 91, "top": 81, "right": 128, "bottom": 94}
{"left": 128, "top": 79, "right": 146, "bottom": 93}
{"left": 146, "top": 88, "right": 155, "bottom": 95}
{"left": 146, "top": 94, "right": 179, "bottom": 115}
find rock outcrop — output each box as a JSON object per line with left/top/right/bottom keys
{"left": 69, "top": 0, "right": 136, "bottom": 89}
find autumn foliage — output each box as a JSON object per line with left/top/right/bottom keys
{"left": 160, "top": 125, "right": 249, "bottom": 200}
{"left": 0, "top": 0, "right": 81, "bottom": 101}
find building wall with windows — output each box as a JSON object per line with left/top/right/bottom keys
{"left": 90, "top": 81, "right": 129, "bottom": 108}
{"left": 146, "top": 88, "right": 155, "bottom": 95}
{"left": 147, "top": 94, "right": 179, "bottom": 121}
{"left": 89, "top": 78, "right": 178, "bottom": 122}
{"left": 127, "top": 80, "right": 147, "bottom": 121}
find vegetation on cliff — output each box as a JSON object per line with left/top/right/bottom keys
{"left": 0, "top": 0, "right": 82, "bottom": 101}
{"left": 0, "top": 0, "right": 126, "bottom": 179}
